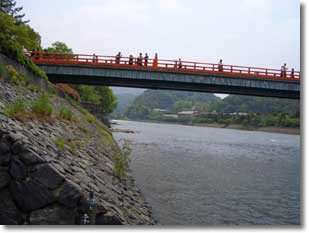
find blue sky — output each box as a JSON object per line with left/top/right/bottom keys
{"left": 19, "top": 0, "right": 300, "bottom": 71}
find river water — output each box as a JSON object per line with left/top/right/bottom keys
{"left": 112, "top": 120, "right": 300, "bottom": 225}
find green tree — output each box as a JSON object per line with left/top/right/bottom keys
{"left": 173, "top": 100, "right": 193, "bottom": 112}
{"left": 76, "top": 85, "right": 101, "bottom": 104}
{"left": 45, "top": 41, "right": 117, "bottom": 116}
{"left": 0, "top": 12, "right": 46, "bottom": 79}
{"left": 0, "top": 11, "right": 40, "bottom": 52}
{"left": 97, "top": 86, "right": 117, "bottom": 115}
{"left": 44, "top": 41, "right": 73, "bottom": 53}
{"left": 0, "top": 0, "right": 29, "bottom": 24}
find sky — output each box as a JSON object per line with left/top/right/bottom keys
{"left": 18, "top": 0, "right": 300, "bottom": 96}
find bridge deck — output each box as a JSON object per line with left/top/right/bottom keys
{"left": 30, "top": 52, "right": 300, "bottom": 99}
{"left": 30, "top": 52, "right": 300, "bottom": 82}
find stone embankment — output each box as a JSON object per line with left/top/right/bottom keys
{"left": 0, "top": 54, "right": 154, "bottom": 225}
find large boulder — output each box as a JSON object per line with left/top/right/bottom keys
{"left": 9, "top": 158, "right": 27, "bottom": 180}
{"left": 18, "top": 148, "right": 45, "bottom": 165}
{"left": 0, "top": 141, "right": 11, "bottom": 165}
{"left": 0, "top": 167, "right": 10, "bottom": 190}
{"left": 31, "top": 164, "right": 64, "bottom": 190}
{"left": 58, "top": 180, "right": 81, "bottom": 209}
{"left": 0, "top": 189, "right": 24, "bottom": 225}
{"left": 10, "top": 180, "right": 55, "bottom": 212}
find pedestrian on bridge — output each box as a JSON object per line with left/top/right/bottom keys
{"left": 115, "top": 52, "right": 122, "bottom": 64}
{"left": 178, "top": 58, "right": 182, "bottom": 68}
{"left": 280, "top": 63, "right": 287, "bottom": 77}
{"left": 129, "top": 55, "right": 134, "bottom": 65}
{"left": 137, "top": 53, "right": 143, "bottom": 66}
{"left": 218, "top": 59, "right": 223, "bottom": 72}
{"left": 92, "top": 53, "right": 98, "bottom": 63}
{"left": 152, "top": 53, "right": 158, "bottom": 68}
{"left": 144, "top": 53, "right": 149, "bottom": 66}
{"left": 291, "top": 68, "right": 295, "bottom": 78}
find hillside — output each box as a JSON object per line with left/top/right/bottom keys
{"left": 111, "top": 93, "right": 139, "bottom": 119}
{"left": 211, "top": 95, "right": 300, "bottom": 115}
{"left": 0, "top": 54, "right": 154, "bottom": 224}
{"left": 120, "top": 88, "right": 299, "bottom": 131}
{"left": 125, "top": 90, "right": 220, "bottom": 119}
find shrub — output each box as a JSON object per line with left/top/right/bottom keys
{"left": 59, "top": 105, "right": 74, "bottom": 120}
{"left": 113, "top": 140, "right": 131, "bottom": 179}
{"left": 28, "top": 84, "right": 40, "bottom": 93}
{"left": 3, "top": 99, "right": 26, "bottom": 118}
{"left": 55, "top": 84, "right": 80, "bottom": 101}
{"left": 6, "top": 65, "right": 29, "bottom": 85}
{"left": 54, "top": 137, "right": 65, "bottom": 151}
{"left": 31, "top": 94, "right": 54, "bottom": 116}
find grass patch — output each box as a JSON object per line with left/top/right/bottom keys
{"left": 113, "top": 140, "right": 131, "bottom": 179}
{"left": 54, "top": 137, "right": 65, "bottom": 151}
{"left": 0, "top": 63, "right": 6, "bottom": 78}
{"left": 31, "top": 94, "right": 54, "bottom": 116}
{"left": 28, "top": 84, "right": 41, "bottom": 93}
{"left": 3, "top": 99, "right": 26, "bottom": 118}
{"left": 98, "top": 126, "right": 113, "bottom": 145}
{"left": 81, "top": 109, "right": 96, "bottom": 123}
{"left": 47, "top": 86, "right": 57, "bottom": 95}
{"left": 59, "top": 105, "right": 74, "bottom": 121}
{"left": 78, "top": 125, "right": 89, "bottom": 134}
{"left": 67, "top": 138, "right": 85, "bottom": 153}
{"left": 6, "top": 65, "right": 29, "bottom": 86}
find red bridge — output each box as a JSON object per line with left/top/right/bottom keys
{"left": 30, "top": 52, "right": 300, "bottom": 99}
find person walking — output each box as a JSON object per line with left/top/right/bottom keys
{"left": 152, "top": 53, "right": 158, "bottom": 68}
{"left": 115, "top": 52, "right": 122, "bottom": 64}
{"left": 178, "top": 58, "right": 182, "bottom": 68}
{"left": 129, "top": 55, "right": 134, "bottom": 65}
{"left": 290, "top": 68, "right": 295, "bottom": 78}
{"left": 144, "top": 53, "right": 149, "bottom": 67}
{"left": 137, "top": 53, "right": 143, "bottom": 66}
{"left": 280, "top": 63, "right": 287, "bottom": 77}
{"left": 218, "top": 59, "right": 223, "bottom": 72}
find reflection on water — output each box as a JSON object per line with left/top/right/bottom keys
{"left": 113, "top": 120, "right": 300, "bottom": 225}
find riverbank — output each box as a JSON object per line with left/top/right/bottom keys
{"left": 0, "top": 54, "right": 155, "bottom": 225}
{"left": 194, "top": 123, "right": 300, "bottom": 135}
{"left": 112, "top": 119, "right": 300, "bottom": 135}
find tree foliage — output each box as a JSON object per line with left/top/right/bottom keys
{"left": 209, "top": 95, "right": 299, "bottom": 116}
{"left": 75, "top": 85, "right": 117, "bottom": 115}
{"left": 0, "top": 0, "right": 29, "bottom": 24}
{"left": 0, "top": 11, "right": 46, "bottom": 79}
{"left": 44, "top": 41, "right": 117, "bottom": 115}
{"left": 44, "top": 41, "right": 73, "bottom": 53}
{"left": 125, "top": 90, "right": 219, "bottom": 119}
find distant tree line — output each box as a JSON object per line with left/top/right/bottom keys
{"left": 120, "top": 90, "right": 300, "bottom": 128}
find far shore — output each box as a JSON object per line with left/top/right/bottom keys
{"left": 111, "top": 119, "right": 300, "bottom": 135}
{"left": 194, "top": 123, "right": 300, "bottom": 135}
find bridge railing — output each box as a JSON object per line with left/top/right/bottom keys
{"left": 28, "top": 52, "right": 300, "bottom": 80}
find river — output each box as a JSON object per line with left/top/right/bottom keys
{"left": 112, "top": 120, "right": 300, "bottom": 225}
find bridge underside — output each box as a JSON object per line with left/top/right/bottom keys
{"left": 38, "top": 64, "right": 300, "bottom": 99}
